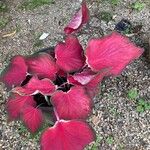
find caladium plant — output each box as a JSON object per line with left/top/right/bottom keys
{"left": 0, "top": 1, "right": 143, "bottom": 150}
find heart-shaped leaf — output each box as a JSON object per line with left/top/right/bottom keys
{"left": 40, "top": 120, "right": 95, "bottom": 150}
{"left": 0, "top": 55, "right": 27, "bottom": 88}
{"left": 26, "top": 53, "right": 58, "bottom": 80}
{"left": 55, "top": 35, "right": 85, "bottom": 72}
{"left": 51, "top": 86, "right": 92, "bottom": 120}
{"left": 13, "top": 76, "right": 56, "bottom": 96}
{"left": 22, "top": 106, "right": 43, "bottom": 133}
{"left": 86, "top": 32, "right": 143, "bottom": 76}
{"left": 6, "top": 94, "right": 36, "bottom": 120}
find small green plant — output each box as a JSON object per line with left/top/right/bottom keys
{"left": 18, "top": 123, "right": 28, "bottom": 134}
{"left": 118, "top": 143, "right": 125, "bottom": 150}
{"left": 16, "top": 24, "right": 21, "bottom": 33}
{"left": 33, "top": 40, "right": 44, "bottom": 48}
{"left": 127, "top": 88, "right": 138, "bottom": 100}
{"left": 132, "top": 2, "right": 145, "bottom": 11}
{"left": 18, "top": 123, "right": 49, "bottom": 142}
{"left": 100, "top": 11, "right": 113, "bottom": 23}
{"left": 136, "top": 99, "right": 150, "bottom": 113}
{"left": 20, "top": 0, "right": 55, "bottom": 10}
{"left": 0, "top": 18, "right": 9, "bottom": 29}
{"left": 109, "top": 107, "right": 118, "bottom": 116}
{"left": 106, "top": 136, "right": 114, "bottom": 145}
{"left": 0, "top": 2, "right": 8, "bottom": 12}
{"left": 127, "top": 89, "right": 149, "bottom": 113}
{"left": 90, "top": 136, "right": 103, "bottom": 150}
{"left": 103, "top": 0, "right": 120, "bottom": 5}
{"left": 122, "top": 28, "right": 132, "bottom": 35}
{"left": 111, "top": 0, "right": 120, "bottom": 5}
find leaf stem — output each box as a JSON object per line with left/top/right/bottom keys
{"left": 54, "top": 108, "right": 60, "bottom": 121}
{"left": 57, "top": 82, "right": 68, "bottom": 89}
{"left": 36, "top": 103, "right": 45, "bottom": 109}
{"left": 44, "top": 96, "right": 51, "bottom": 106}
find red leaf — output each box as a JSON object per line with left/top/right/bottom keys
{"left": 57, "top": 69, "right": 67, "bottom": 78}
{"left": 67, "top": 75, "right": 81, "bottom": 86}
{"left": 40, "top": 120, "right": 95, "bottom": 150}
{"left": 22, "top": 106, "right": 43, "bottom": 133}
{"left": 68, "top": 69, "right": 107, "bottom": 98}
{"left": 26, "top": 53, "right": 58, "bottom": 80}
{"left": 13, "top": 76, "right": 56, "bottom": 96}
{"left": 55, "top": 35, "right": 85, "bottom": 72}
{"left": 68, "top": 68, "right": 96, "bottom": 85}
{"left": 6, "top": 94, "right": 36, "bottom": 120}
{"left": 64, "top": 1, "right": 89, "bottom": 34}
{"left": 51, "top": 86, "right": 92, "bottom": 120}
{"left": 86, "top": 32, "right": 144, "bottom": 76}
{"left": 0, "top": 56, "right": 27, "bottom": 88}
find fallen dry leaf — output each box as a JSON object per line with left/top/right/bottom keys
{"left": 2, "top": 30, "right": 16, "bottom": 38}
{"left": 92, "top": 115, "right": 101, "bottom": 126}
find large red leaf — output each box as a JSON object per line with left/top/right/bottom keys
{"left": 6, "top": 94, "right": 36, "bottom": 120}
{"left": 0, "top": 55, "right": 27, "bottom": 88}
{"left": 64, "top": 1, "right": 89, "bottom": 34}
{"left": 26, "top": 53, "right": 58, "bottom": 80}
{"left": 22, "top": 106, "right": 43, "bottom": 133}
{"left": 55, "top": 35, "right": 85, "bottom": 72}
{"left": 13, "top": 76, "right": 56, "bottom": 96}
{"left": 51, "top": 86, "right": 92, "bottom": 120}
{"left": 40, "top": 120, "right": 95, "bottom": 150}
{"left": 86, "top": 32, "right": 144, "bottom": 76}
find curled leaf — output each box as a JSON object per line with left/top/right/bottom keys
{"left": 64, "top": 1, "right": 89, "bottom": 34}
{"left": 68, "top": 69, "right": 107, "bottom": 98}
{"left": 68, "top": 68, "right": 96, "bottom": 85}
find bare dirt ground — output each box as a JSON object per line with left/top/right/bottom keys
{"left": 0, "top": 0, "right": 150, "bottom": 150}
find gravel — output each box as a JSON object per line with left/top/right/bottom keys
{"left": 0, "top": 0, "right": 150, "bottom": 149}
